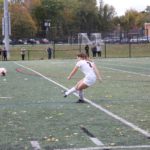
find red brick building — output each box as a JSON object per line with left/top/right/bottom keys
{"left": 144, "top": 23, "right": 150, "bottom": 36}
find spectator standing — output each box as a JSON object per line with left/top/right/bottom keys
{"left": 20, "top": 47, "right": 26, "bottom": 60}
{"left": 91, "top": 43, "right": 97, "bottom": 58}
{"left": 2, "top": 47, "right": 7, "bottom": 61}
{"left": 84, "top": 44, "right": 89, "bottom": 57}
{"left": 47, "top": 46, "right": 52, "bottom": 59}
{"left": 0, "top": 47, "right": 2, "bottom": 56}
{"left": 96, "top": 43, "right": 102, "bottom": 57}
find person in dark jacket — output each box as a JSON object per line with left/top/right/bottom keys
{"left": 2, "top": 47, "right": 7, "bottom": 61}
{"left": 47, "top": 47, "right": 52, "bottom": 59}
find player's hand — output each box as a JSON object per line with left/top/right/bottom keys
{"left": 98, "top": 77, "right": 102, "bottom": 82}
{"left": 67, "top": 76, "right": 71, "bottom": 80}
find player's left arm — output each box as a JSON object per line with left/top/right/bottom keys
{"left": 92, "top": 63, "right": 102, "bottom": 82}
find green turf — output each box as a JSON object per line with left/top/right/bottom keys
{"left": 0, "top": 58, "right": 150, "bottom": 150}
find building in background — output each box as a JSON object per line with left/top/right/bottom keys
{"left": 144, "top": 23, "right": 150, "bottom": 36}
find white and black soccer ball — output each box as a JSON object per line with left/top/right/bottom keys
{"left": 0, "top": 68, "right": 7, "bottom": 76}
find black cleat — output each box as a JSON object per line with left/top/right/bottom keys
{"left": 64, "top": 94, "right": 67, "bottom": 98}
{"left": 76, "top": 99, "right": 85, "bottom": 103}
{"left": 61, "top": 90, "right": 67, "bottom": 98}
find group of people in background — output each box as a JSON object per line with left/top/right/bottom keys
{"left": 0, "top": 46, "right": 53, "bottom": 61}
{"left": 1, "top": 44, "right": 101, "bottom": 61}
{"left": 85, "top": 43, "right": 102, "bottom": 58}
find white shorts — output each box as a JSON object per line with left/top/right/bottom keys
{"left": 83, "top": 75, "right": 96, "bottom": 86}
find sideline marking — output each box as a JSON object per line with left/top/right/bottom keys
{"left": 102, "top": 62, "right": 150, "bottom": 71}
{"left": 30, "top": 141, "right": 41, "bottom": 150}
{"left": 15, "top": 62, "right": 150, "bottom": 138}
{"left": 54, "top": 145, "right": 150, "bottom": 150}
{"left": 102, "top": 66, "right": 150, "bottom": 77}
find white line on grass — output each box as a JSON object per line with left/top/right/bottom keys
{"left": 30, "top": 141, "right": 41, "bottom": 150}
{"left": 102, "top": 66, "right": 150, "bottom": 77}
{"left": 0, "top": 97, "right": 12, "bottom": 99}
{"left": 102, "top": 63, "right": 150, "bottom": 71}
{"left": 90, "top": 137, "right": 104, "bottom": 146}
{"left": 15, "top": 62, "right": 68, "bottom": 90}
{"left": 15, "top": 62, "right": 150, "bottom": 139}
{"left": 54, "top": 145, "right": 150, "bottom": 150}
{"left": 74, "top": 92, "right": 150, "bottom": 138}
{"left": 80, "top": 126, "right": 104, "bottom": 146}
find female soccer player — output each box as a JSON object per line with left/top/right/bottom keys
{"left": 64, "top": 53, "right": 102, "bottom": 103}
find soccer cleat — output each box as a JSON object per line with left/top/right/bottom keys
{"left": 76, "top": 99, "right": 85, "bottom": 103}
{"left": 61, "top": 90, "right": 67, "bottom": 98}
{"left": 64, "top": 94, "right": 67, "bottom": 98}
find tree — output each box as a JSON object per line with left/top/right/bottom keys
{"left": 10, "top": 3, "right": 37, "bottom": 39}
{"left": 145, "top": 6, "right": 150, "bottom": 13}
{"left": 120, "top": 9, "right": 143, "bottom": 32}
{"left": 98, "top": 0, "right": 116, "bottom": 32}
{"left": 75, "top": 0, "right": 99, "bottom": 33}
{"left": 32, "top": 0, "right": 64, "bottom": 39}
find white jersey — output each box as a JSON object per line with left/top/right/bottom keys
{"left": 76, "top": 60, "right": 96, "bottom": 77}
{"left": 76, "top": 60, "right": 96, "bottom": 86}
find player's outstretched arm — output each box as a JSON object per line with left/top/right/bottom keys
{"left": 67, "top": 66, "right": 78, "bottom": 80}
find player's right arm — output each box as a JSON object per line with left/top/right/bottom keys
{"left": 67, "top": 66, "right": 79, "bottom": 80}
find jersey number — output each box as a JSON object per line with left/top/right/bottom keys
{"left": 87, "top": 62, "right": 92, "bottom": 68}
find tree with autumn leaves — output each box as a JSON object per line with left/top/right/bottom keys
{"left": 0, "top": 0, "right": 149, "bottom": 40}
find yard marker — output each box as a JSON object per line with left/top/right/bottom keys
{"left": 30, "top": 141, "right": 41, "bottom": 150}
{"left": 54, "top": 145, "right": 150, "bottom": 150}
{"left": 15, "top": 62, "right": 150, "bottom": 138}
{"left": 0, "top": 97, "right": 12, "bottom": 99}
{"left": 80, "top": 126, "right": 104, "bottom": 146}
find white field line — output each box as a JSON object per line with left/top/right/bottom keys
{"left": 74, "top": 92, "right": 150, "bottom": 138}
{"left": 102, "top": 63, "right": 150, "bottom": 71}
{"left": 15, "top": 62, "right": 150, "bottom": 138}
{"left": 102, "top": 66, "right": 150, "bottom": 77}
{"left": 30, "top": 141, "right": 41, "bottom": 150}
{"left": 90, "top": 137, "right": 104, "bottom": 146}
{"left": 0, "top": 97, "right": 12, "bottom": 99}
{"left": 54, "top": 145, "right": 150, "bottom": 150}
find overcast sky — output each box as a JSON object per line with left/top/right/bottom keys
{"left": 97, "top": 0, "right": 149, "bottom": 16}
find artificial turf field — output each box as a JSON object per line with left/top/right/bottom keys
{"left": 0, "top": 58, "right": 150, "bottom": 150}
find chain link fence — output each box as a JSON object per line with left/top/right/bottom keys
{"left": 0, "top": 43, "right": 150, "bottom": 61}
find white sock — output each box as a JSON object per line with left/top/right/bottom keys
{"left": 65, "top": 87, "right": 76, "bottom": 96}
{"left": 79, "top": 90, "right": 84, "bottom": 100}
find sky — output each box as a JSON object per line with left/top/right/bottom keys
{"left": 96, "top": 0, "right": 149, "bottom": 16}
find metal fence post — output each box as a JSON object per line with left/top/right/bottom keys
{"left": 104, "top": 42, "right": 106, "bottom": 58}
{"left": 129, "top": 42, "right": 131, "bottom": 58}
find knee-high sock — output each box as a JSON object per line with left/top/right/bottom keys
{"left": 79, "top": 90, "right": 84, "bottom": 100}
{"left": 65, "top": 87, "right": 76, "bottom": 96}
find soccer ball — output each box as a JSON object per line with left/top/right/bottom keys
{"left": 0, "top": 68, "right": 7, "bottom": 76}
